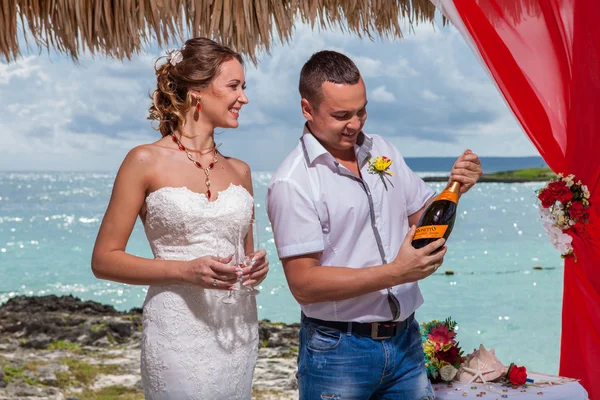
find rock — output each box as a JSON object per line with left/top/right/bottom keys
{"left": 107, "top": 320, "right": 132, "bottom": 339}
{"left": 91, "top": 336, "right": 114, "bottom": 347}
{"left": 62, "top": 317, "right": 86, "bottom": 327}
{"left": 5, "top": 382, "right": 41, "bottom": 397}
{"left": 23, "top": 333, "right": 51, "bottom": 349}
{"left": 134, "top": 379, "right": 144, "bottom": 390}
{"left": 259, "top": 347, "right": 286, "bottom": 359}
{"left": 0, "top": 340, "right": 18, "bottom": 352}
{"left": 5, "top": 381, "right": 62, "bottom": 398}
{"left": 258, "top": 321, "right": 299, "bottom": 350}
{"left": 0, "top": 295, "right": 142, "bottom": 347}
{"left": 254, "top": 357, "right": 298, "bottom": 391}
{"left": 130, "top": 331, "right": 143, "bottom": 342}
{"left": 0, "top": 296, "right": 303, "bottom": 399}
{"left": 91, "top": 374, "right": 140, "bottom": 390}
{"left": 75, "top": 334, "right": 90, "bottom": 344}
{"left": 37, "top": 363, "right": 69, "bottom": 386}
{"left": 259, "top": 324, "right": 272, "bottom": 342}
{"left": 445, "top": 269, "right": 455, "bottom": 275}
{"left": 0, "top": 295, "right": 120, "bottom": 316}
{"left": 287, "top": 377, "right": 299, "bottom": 390}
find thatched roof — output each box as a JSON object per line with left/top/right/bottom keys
{"left": 0, "top": 0, "right": 438, "bottom": 64}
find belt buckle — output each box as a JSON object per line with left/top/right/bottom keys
{"left": 371, "top": 322, "right": 393, "bottom": 340}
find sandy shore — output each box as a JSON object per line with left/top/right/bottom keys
{"left": 0, "top": 295, "right": 299, "bottom": 399}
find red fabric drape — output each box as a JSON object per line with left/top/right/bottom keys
{"left": 451, "top": 1, "right": 600, "bottom": 398}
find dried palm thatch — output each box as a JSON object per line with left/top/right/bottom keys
{"left": 480, "top": 0, "right": 545, "bottom": 27}
{"left": 0, "top": 0, "right": 438, "bottom": 64}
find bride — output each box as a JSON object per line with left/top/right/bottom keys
{"left": 91, "top": 37, "right": 269, "bottom": 399}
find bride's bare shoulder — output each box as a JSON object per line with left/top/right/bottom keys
{"left": 124, "top": 136, "right": 174, "bottom": 164}
{"left": 227, "top": 157, "right": 251, "bottom": 176}
{"left": 224, "top": 156, "right": 252, "bottom": 193}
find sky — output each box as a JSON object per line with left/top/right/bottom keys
{"left": 0, "top": 19, "right": 539, "bottom": 172}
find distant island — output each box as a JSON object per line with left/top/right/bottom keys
{"left": 422, "top": 167, "right": 555, "bottom": 183}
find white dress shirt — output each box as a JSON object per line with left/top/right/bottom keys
{"left": 266, "top": 127, "right": 435, "bottom": 323}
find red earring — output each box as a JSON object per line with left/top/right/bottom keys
{"left": 194, "top": 98, "right": 201, "bottom": 121}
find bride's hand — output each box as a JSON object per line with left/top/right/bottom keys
{"left": 181, "top": 255, "right": 239, "bottom": 290}
{"left": 241, "top": 250, "right": 269, "bottom": 287}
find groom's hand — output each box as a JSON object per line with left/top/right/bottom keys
{"left": 389, "top": 226, "right": 447, "bottom": 284}
{"left": 449, "top": 149, "right": 482, "bottom": 194}
{"left": 241, "top": 249, "right": 269, "bottom": 287}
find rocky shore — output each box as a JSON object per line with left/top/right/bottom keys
{"left": 0, "top": 295, "right": 299, "bottom": 400}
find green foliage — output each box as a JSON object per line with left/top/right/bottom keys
{"left": 56, "top": 358, "right": 124, "bottom": 388}
{"left": 73, "top": 385, "right": 143, "bottom": 400}
{"left": 47, "top": 341, "right": 82, "bottom": 353}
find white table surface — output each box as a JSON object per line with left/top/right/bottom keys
{"left": 432, "top": 380, "right": 588, "bottom": 399}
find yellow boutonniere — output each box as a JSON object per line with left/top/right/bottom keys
{"left": 367, "top": 156, "right": 394, "bottom": 190}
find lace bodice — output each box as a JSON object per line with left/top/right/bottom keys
{"left": 144, "top": 184, "right": 254, "bottom": 261}
{"left": 139, "top": 184, "right": 259, "bottom": 400}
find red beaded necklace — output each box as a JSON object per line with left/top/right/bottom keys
{"left": 170, "top": 133, "right": 219, "bottom": 199}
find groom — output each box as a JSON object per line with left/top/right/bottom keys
{"left": 266, "top": 50, "right": 482, "bottom": 398}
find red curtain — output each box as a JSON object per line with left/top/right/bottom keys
{"left": 452, "top": 1, "right": 600, "bottom": 398}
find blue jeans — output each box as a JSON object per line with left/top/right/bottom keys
{"left": 297, "top": 317, "right": 434, "bottom": 400}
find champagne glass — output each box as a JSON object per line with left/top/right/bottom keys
{"left": 220, "top": 224, "right": 242, "bottom": 305}
{"left": 239, "top": 219, "right": 260, "bottom": 296}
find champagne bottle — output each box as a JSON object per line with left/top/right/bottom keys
{"left": 412, "top": 181, "right": 461, "bottom": 250}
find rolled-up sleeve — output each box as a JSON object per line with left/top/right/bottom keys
{"left": 266, "top": 179, "right": 325, "bottom": 259}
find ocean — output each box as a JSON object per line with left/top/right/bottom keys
{"left": 0, "top": 157, "right": 564, "bottom": 374}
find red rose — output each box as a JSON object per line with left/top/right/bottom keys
{"left": 435, "top": 346, "right": 461, "bottom": 365}
{"left": 508, "top": 364, "right": 527, "bottom": 386}
{"left": 569, "top": 201, "right": 585, "bottom": 219}
{"left": 548, "top": 180, "right": 565, "bottom": 192}
{"left": 538, "top": 189, "right": 555, "bottom": 208}
{"left": 558, "top": 190, "right": 573, "bottom": 204}
{"left": 547, "top": 181, "right": 572, "bottom": 205}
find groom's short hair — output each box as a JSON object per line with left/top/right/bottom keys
{"left": 299, "top": 50, "right": 361, "bottom": 108}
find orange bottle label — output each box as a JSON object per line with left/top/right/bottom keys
{"left": 435, "top": 190, "right": 459, "bottom": 203}
{"left": 414, "top": 225, "right": 448, "bottom": 240}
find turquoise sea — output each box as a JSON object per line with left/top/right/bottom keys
{"left": 0, "top": 157, "right": 564, "bottom": 375}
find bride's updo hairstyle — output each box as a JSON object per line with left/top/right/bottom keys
{"left": 148, "top": 37, "right": 244, "bottom": 137}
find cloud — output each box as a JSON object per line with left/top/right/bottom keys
{"left": 423, "top": 90, "right": 442, "bottom": 101}
{"left": 371, "top": 86, "right": 396, "bottom": 103}
{"left": 0, "top": 56, "right": 41, "bottom": 84}
{"left": 0, "top": 20, "right": 538, "bottom": 172}
{"left": 352, "top": 55, "right": 418, "bottom": 78}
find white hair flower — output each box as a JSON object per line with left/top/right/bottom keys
{"left": 166, "top": 45, "right": 185, "bottom": 66}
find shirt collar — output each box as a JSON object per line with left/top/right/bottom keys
{"left": 301, "top": 123, "right": 373, "bottom": 167}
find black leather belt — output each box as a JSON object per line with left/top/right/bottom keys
{"left": 302, "top": 312, "right": 415, "bottom": 340}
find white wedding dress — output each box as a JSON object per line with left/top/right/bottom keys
{"left": 140, "top": 184, "right": 258, "bottom": 399}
